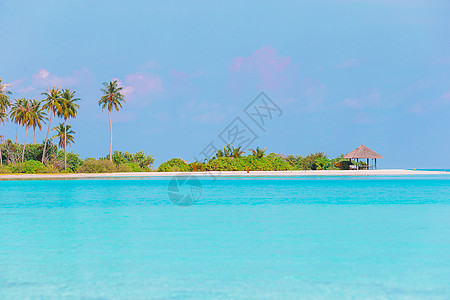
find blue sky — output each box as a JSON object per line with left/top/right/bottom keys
{"left": 1, "top": 0, "right": 449, "bottom": 168}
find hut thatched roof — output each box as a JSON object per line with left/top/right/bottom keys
{"left": 344, "top": 145, "right": 383, "bottom": 159}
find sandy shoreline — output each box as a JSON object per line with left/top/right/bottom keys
{"left": 0, "top": 169, "right": 447, "bottom": 180}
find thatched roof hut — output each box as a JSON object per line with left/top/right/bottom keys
{"left": 344, "top": 145, "right": 382, "bottom": 170}
{"left": 344, "top": 145, "right": 383, "bottom": 159}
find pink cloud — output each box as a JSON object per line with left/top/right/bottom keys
{"left": 170, "top": 69, "right": 188, "bottom": 80}
{"left": 8, "top": 68, "right": 94, "bottom": 96}
{"left": 229, "top": 45, "right": 292, "bottom": 90}
{"left": 441, "top": 92, "right": 450, "bottom": 101}
{"left": 116, "top": 72, "right": 163, "bottom": 101}
{"left": 343, "top": 98, "right": 360, "bottom": 108}
{"left": 337, "top": 58, "right": 360, "bottom": 69}
{"left": 32, "top": 68, "right": 93, "bottom": 88}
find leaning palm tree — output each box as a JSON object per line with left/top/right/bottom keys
{"left": 52, "top": 122, "right": 75, "bottom": 150}
{"left": 41, "top": 87, "right": 63, "bottom": 163}
{"left": 31, "top": 99, "right": 47, "bottom": 144}
{"left": 9, "top": 98, "right": 25, "bottom": 143}
{"left": 15, "top": 99, "right": 37, "bottom": 162}
{"left": 99, "top": 80, "right": 125, "bottom": 161}
{"left": 57, "top": 89, "right": 79, "bottom": 169}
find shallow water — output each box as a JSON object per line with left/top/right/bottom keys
{"left": 1, "top": 176, "right": 450, "bottom": 299}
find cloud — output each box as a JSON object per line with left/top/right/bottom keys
{"left": 342, "top": 88, "right": 381, "bottom": 108}
{"left": 229, "top": 45, "right": 292, "bottom": 91}
{"left": 32, "top": 68, "right": 93, "bottom": 88}
{"left": 336, "top": 58, "right": 360, "bottom": 69}
{"left": 8, "top": 68, "right": 94, "bottom": 96}
{"left": 440, "top": 92, "right": 450, "bottom": 101}
{"left": 115, "top": 72, "right": 163, "bottom": 102}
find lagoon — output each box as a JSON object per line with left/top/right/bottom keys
{"left": 1, "top": 176, "right": 450, "bottom": 298}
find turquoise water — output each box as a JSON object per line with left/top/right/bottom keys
{"left": 1, "top": 176, "right": 450, "bottom": 299}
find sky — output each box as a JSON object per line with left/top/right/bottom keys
{"left": 1, "top": 0, "right": 450, "bottom": 168}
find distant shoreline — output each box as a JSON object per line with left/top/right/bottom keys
{"left": 0, "top": 169, "right": 448, "bottom": 180}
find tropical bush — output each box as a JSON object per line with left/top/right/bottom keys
{"left": 9, "top": 160, "right": 47, "bottom": 174}
{"left": 158, "top": 158, "right": 190, "bottom": 172}
{"left": 56, "top": 151, "right": 83, "bottom": 172}
{"left": 203, "top": 155, "right": 293, "bottom": 171}
{"left": 108, "top": 150, "right": 154, "bottom": 171}
{"left": 189, "top": 161, "right": 205, "bottom": 171}
{"left": 0, "top": 165, "right": 11, "bottom": 174}
{"left": 77, "top": 159, "right": 118, "bottom": 173}
{"left": 0, "top": 140, "right": 58, "bottom": 165}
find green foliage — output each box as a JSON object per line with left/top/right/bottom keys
{"left": 249, "top": 147, "right": 267, "bottom": 158}
{"left": 158, "top": 158, "right": 190, "bottom": 172}
{"left": 109, "top": 150, "right": 154, "bottom": 171}
{"left": 121, "top": 162, "right": 142, "bottom": 172}
{"left": 0, "top": 165, "right": 11, "bottom": 174}
{"left": 314, "top": 157, "right": 329, "bottom": 170}
{"left": 205, "top": 157, "right": 234, "bottom": 171}
{"left": 189, "top": 161, "right": 205, "bottom": 171}
{"left": 285, "top": 155, "right": 303, "bottom": 169}
{"left": 1, "top": 139, "right": 57, "bottom": 165}
{"left": 205, "top": 155, "right": 293, "bottom": 171}
{"left": 45, "top": 164, "right": 60, "bottom": 173}
{"left": 10, "top": 160, "right": 46, "bottom": 174}
{"left": 77, "top": 159, "right": 118, "bottom": 173}
{"left": 212, "top": 144, "right": 245, "bottom": 159}
{"left": 56, "top": 151, "right": 82, "bottom": 172}
{"left": 323, "top": 155, "right": 348, "bottom": 170}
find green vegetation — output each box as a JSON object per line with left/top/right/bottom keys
{"left": 158, "top": 158, "right": 190, "bottom": 172}
{"left": 157, "top": 147, "right": 352, "bottom": 172}
{"left": 0, "top": 139, "right": 154, "bottom": 174}
{"left": 0, "top": 77, "right": 157, "bottom": 174}
{"left": 1, "top": 77, "right": 353, "bottom": 175}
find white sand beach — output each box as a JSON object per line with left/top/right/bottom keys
{"left": 0, "top": 169, "right": 447, "bottom": 180}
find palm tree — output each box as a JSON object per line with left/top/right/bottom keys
{"left": 0, "top": 79, "right": 12, "bottom": 165}
{"left": 58, "top": 89, "right": 79, "bottom": 169}
{"left": 31, "top": 99, "right": 47, "bottom": 144}
{"left": 250, "top": 147, "right": 267, "bottom": 159}
{"left": 9, "top": 98, "right": 25, "bottom": 143}
{"left": 230, "top": 145, "right": 244, "bottom": 158}
{"left": 0, "top": 112, "right": 7, "bottom": 165}
{"left": 41, "top": 87, "right": 63, "bottom": 163}
{"left": 0, "top": 78, "right": 12, "bottom": 111}
{"left": 14, "top": 98, "right": 36, "bottom": 162}
{"left": 99, "top": 80, "right": 125, "bottom": 161}
{"left": 52, "top": 123, "right": 75, "bottom": 150}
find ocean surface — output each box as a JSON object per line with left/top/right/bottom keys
{"left": 1, "top": 175, "right": 450, "bottom": 299}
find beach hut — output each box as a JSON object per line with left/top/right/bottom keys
{"left": 344, "top": 145, "right": 383, "bottom": 170}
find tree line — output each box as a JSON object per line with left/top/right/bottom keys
{"left": 0, "top": 78, "right": 125, "bottom": 170}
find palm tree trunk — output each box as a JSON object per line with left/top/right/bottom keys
{"left": 41, "top": 110, "right": 53, "bottom": 163}
{"left": 0, "top": 148, "right": 2, "bottom": 166}
{"left": 22, "top": 127, "right": 28, "bottom": 163}
{"left": 34, "top": 127, "right": 36, "bottom": 144}
{"left": 64, "top": 119, "right": 67, "bottom": 169}
{"left": 15, "top": 123, "right": 19, "bottom": 143}
{"left": 109, "top": 109, "right": 112, "bottom": 162}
